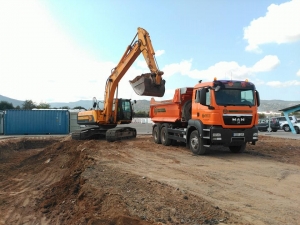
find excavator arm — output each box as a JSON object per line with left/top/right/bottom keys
{"left": 137, "top": 27, "right": 164, "bottom": 85}
{"left": 103, "top": 27, "right": 165, "bottom": 123}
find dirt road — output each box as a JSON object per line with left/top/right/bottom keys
{"left": 0, "top": 135, "right": 300, "bottom": 225}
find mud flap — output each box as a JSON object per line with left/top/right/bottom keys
{"left": 129, "top": 73, "right": 165, "bottom": 97}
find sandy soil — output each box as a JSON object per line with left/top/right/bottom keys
{"left": 0, "top": 135, "right": 300, "bottom": 225}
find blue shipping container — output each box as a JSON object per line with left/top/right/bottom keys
{"left": 4, "top": 110, "right": 69, "bottom": 135}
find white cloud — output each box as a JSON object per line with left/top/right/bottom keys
{"left": 0, "top": 0, "right": 292, "bottom": 104}
{"left": 252, "top": 55, "right": 280, "bottom": 72}
{"left": 161, "top": 55, "right": 280, "bottom": 81}
{"left": 244, "top": 0, "right": 300, "bottom": 52}
{"left": 297, "top": 69, "right": 300, "bottom": 76}
{"left": 162, "top": 60, "right": 192, "bottom": 78}
{"left": 155, "top": 50, "right": 165, "bottom": 57}
{"left": 0, "top": 1, "right": 105, "bottom": 102}
{"left": 136, "top": 60, "right": 148, "bottom": 69}
{"left": 266, "top": 80, "right": 300, "bottom": 87}
{"left": 0, "top": 0, "right": 161, "bottom": 103}
{"left": 251, "top": 78, "right": 265, "bottom": 86}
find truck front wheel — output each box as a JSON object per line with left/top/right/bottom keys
{"left": 160, "top": 126, "right": 171, "bottom": 146}
{"left": 153, "top": 126, "right": 161, "bottom": 144}
{"left": 189, "top": 130, "right": 206, "bottom": 155}
{"left": 229, "top": 143, "right": 246, "bottom": 153}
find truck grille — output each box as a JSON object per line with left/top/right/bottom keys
{"left": 223, "top": 115, "right": 252, "bottom": 125}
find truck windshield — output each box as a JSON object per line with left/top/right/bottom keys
{"left": 215, "top": 89, "right": 255, "bottom": 106}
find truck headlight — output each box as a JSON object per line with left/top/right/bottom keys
{"left": 212, "top": 133, "right": 222, "bottom": 140}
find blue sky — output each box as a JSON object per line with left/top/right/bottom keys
{"left": 0, "top": 0, "right": 300, "bottom": 104}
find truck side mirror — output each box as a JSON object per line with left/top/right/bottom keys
{"left": 199, "top": 88, "right": 207, "bottom": 105}
{"left": 256, "top": 91, "right": 260, "bottom": 107}
{"left": 195, "top": 90, "right": 200, "bottom": 103}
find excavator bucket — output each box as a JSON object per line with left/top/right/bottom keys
{"left": 130, "top": 73, "right": 165, "bottom": 97}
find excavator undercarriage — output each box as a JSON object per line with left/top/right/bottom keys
{"left": 105, "top": 127, "right": 137, "bottom": 142}
{"left": 72, "top": 125, "right": 137, "bottom": 142}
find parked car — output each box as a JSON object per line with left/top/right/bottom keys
{"left": 273, "top": 116, "right": 298, "bottom": 132}
{"left": 257, "top": 118, "right": 281, "bottom": 132}
{"left": 292, "top": 123, "right": 300, "bottom": 134}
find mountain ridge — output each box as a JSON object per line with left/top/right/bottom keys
{"left": 1, "top": 95, "right": 299, "bottom": 113}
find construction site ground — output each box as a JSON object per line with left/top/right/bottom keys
{"left": 0, "top": 130, "right": 300, "bottom": 225}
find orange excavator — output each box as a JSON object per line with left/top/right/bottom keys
{"left": 72, "top": 27, "right": 165, "bottom": 141}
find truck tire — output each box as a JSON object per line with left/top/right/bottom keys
{"left": 182, "top": 100, "right": 192, "bottom": 121}
{"left": 153, "top": 126, "right": 161, "bottom": 144}
{"left": 229, "top": 143, "right": 246, "bottom": 153}
{"left": 160, "top": 126, "right": 171, "bottom": 146}
{"left": 189, "top": 130, "right": 206, "bottom": 155}
{"left": 294, "top": 126, "right": 300, "bottom": 134}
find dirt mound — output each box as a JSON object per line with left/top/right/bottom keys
{"left": 0, "top": 137, "right": 242, "bottom": 225}
{"left": 245, "top": 135, "right": 300, "bottom": 165}
{"left": 1, "top": 135, "right": 300, "bottom": 224}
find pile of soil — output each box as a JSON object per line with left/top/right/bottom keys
{"left": 0, "top": 135, "right": 300, "bottom": 225}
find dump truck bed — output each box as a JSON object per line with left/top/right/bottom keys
{"left": 149, "top": 87, "right": 193, "bottom": 123}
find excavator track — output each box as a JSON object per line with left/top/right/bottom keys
{"left": 106, "top": 127, "right": 137, "bottom": 142}
{"left": 72, "top": 126, "right": 137, "bottom": 142}
{"left": 71, "top": 126, "right": 107, "bottom": 140}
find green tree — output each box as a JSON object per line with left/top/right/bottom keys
{"left": 73, "top": 106, "right": 86, "bottom": 110}
{"left": 22, "top": 100, "right": 37, "bottom": 109}
{"left": 0, "top": 101, "right": 14, "bottom": 110}
{"left": 134, "top": 111, "right": 149, "bottom": 117}
{"left": 61, "top": 106, "right": 70, "bottom": 109}
{"left": 36, "top": 102, "right": 51, "bottom": 109}
{"left": 258, "top": 113, "right": 266, "bottom": 119}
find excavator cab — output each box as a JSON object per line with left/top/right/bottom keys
{"left": 130, "top": 73, "right": 166, "bottom": 97}
{"left": 116, "top": 99, "right": 133, "bottom": 123}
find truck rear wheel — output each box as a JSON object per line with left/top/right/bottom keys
{"left": 160, "top": 126, "right": 171, "bottom": 146}
{"left": 189, "top": 130, "right": 206, "bottom": 155}
{"left": 182, "top": 100, "right": 192, "bottom": 121}
{"left": 153, "top": 126, "right": 161, "bottom": 144}
{"left": 229, "top": 143, "right": 246, "bottom": 153}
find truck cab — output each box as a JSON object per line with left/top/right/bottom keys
{"left": 150, "top": 79, "right": 260, "bottom": 155}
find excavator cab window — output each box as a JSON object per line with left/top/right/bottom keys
{"left": 117, "top": 99, "right": 133, "bottom": 121}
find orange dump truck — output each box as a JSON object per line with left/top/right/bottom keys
{"left": 149, "top": 79, "right": 260, "bottom": 155}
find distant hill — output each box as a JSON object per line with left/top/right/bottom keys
{"left": 0, "top": 95, "right": 149, "bottom": 112}
{"left": 50, "top": 100, "right": 96, "bottom": 110}
{"left": 1, "top": 94, "right": 300, "bottom": 113}
{"left": 259, "top": 100, "right": 300, "bottom": 113}
{"left": 0, "top": 95, "right": 23, "bottom": 107}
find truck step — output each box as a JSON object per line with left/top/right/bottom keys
{"left": 203, "top": 128, "right": 210, "bottom": 140}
